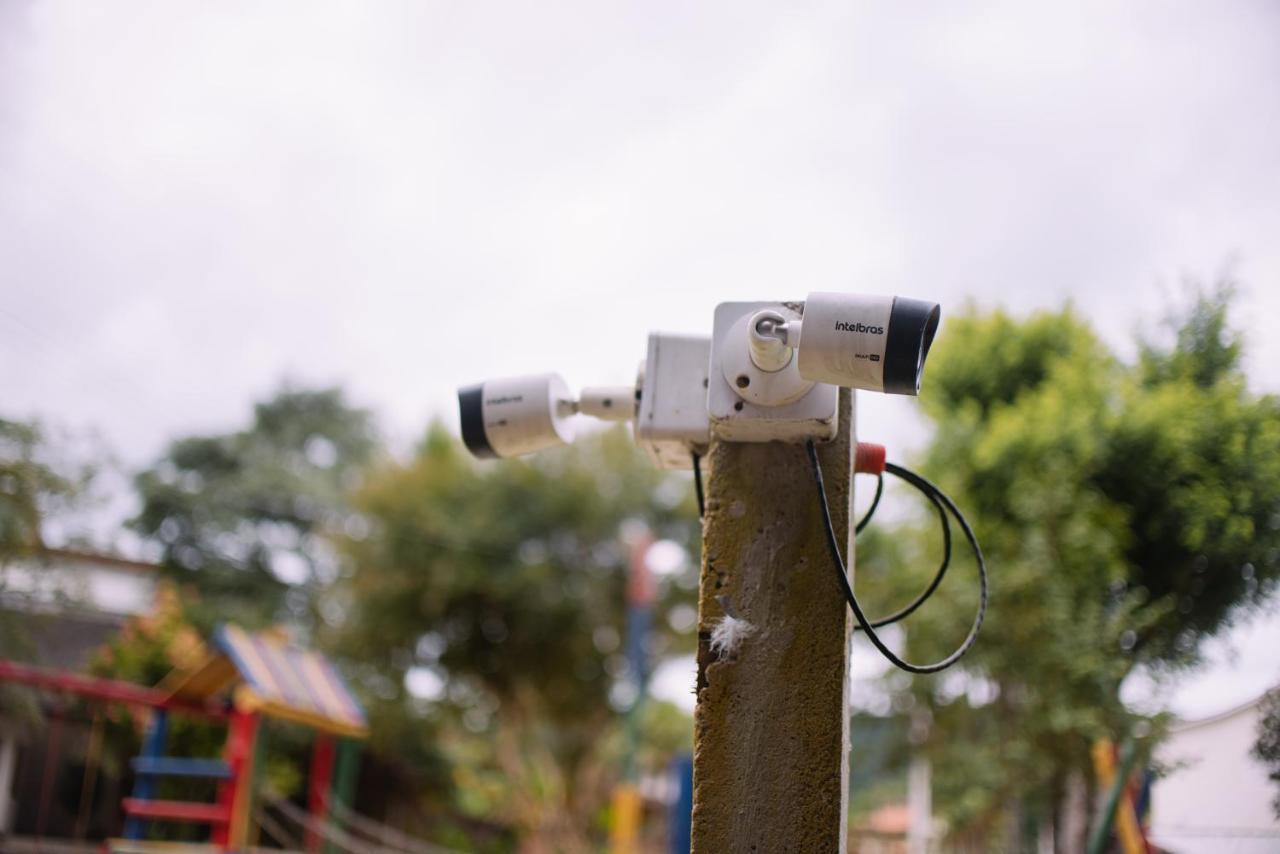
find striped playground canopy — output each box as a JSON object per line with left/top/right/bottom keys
{"left": 161, "top": 624, "right": 368, "bottom": 739}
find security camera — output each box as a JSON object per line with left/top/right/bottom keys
{"left": 458, "top": 333, "right": 712, "bottom": 467}
{"left": 458, "top": 373, "right": 578, "bottom": 459}
{"left": 756, "top": 293, "right": 940, "bottom": 395}
{"left": 708, "top": 293, "right": 941, "bottom": 441}
{"left": 457, "top": 373, "right": 637, "bottom": 460}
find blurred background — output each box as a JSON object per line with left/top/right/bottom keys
{"left": 2, "top": 1, "right": 1279, "bottom": 851}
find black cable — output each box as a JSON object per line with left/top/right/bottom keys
{"left": 806, "top": 440, "right": 987, "bottom": 674}
{"left": 854, "top": 473, "right": 884, "bottom": 534}
{"left": 691, "top": 451, "right": 705, "bottom": 518}
{"left": 854, "top": 472, "right": 952, "bottom": 631}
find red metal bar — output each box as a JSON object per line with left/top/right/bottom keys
{"left": 306, "top": 734, "right": 337, "bottom": 854}
{"left": 0, "top": 659, "right": 228, "bottom": 718}
{"left": 213, "top": 709, "right": 258, "bottom": 847}
{"left": 121, "top": 798, "right": 229, "bottom": 822}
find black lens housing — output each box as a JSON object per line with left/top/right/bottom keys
{"left": 883, "top": 298, "right": 941, "bottom": 395}
{"left": 457, "top": 384, "right": 498, "bottom": 458}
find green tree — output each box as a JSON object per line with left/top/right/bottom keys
{"left": 89, "top": 588, "right": 317, "bottom": 824}
{"left": 1111, "top": 285, "right": 1280, "bottom": 661}
{"left": 0, "top": 417, "right": 100, "bottom": 643}
{"left": 1, "top": 418, "right": 84, "bottom": 723}
{"left": 872, "top": 284, "right": 1280, "bottom": 846}
{"left": 0, "top": 419, "right": 53, "bottom": 561}
{"left": 131, "top": 386, "right": 378, "bottom": 627}
{"left": 1254, "top": 687, "right": 1280, "bottom": 819}
{"left": 0, "top": 417, "right": 104, "bottom": 731}
{"left": 0, "top": 417, "right": 95, "bottom": 562}
{"left": 331, "top": 424, "right": 699, "bottom": 848}
{"left": 88, "top": 583, "right": 223, "bottom": 785}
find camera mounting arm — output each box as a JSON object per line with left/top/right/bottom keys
{"left": 576, "top": 386, "right": 635, "bottom": 421}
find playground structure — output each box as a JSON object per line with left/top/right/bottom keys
{"left": 0, "top": 623, "right": 368, "bottom": 853}
{"left": 1088, "top": 737, "right": 1153, "bottom": 854}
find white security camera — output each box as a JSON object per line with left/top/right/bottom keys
{"left": 755, "top": 293, "right": 940, "bottom": 395}
{"left": 458, "top": 373, "right": 578, "bottom": 459}
{"left": 457, "top": 373, "right": 637, "bottom": 460}
{"left": 708, "top": 293, "right": 941, "bottom": 441}
{"left": 458, "top": 334, "right": 712, "bottom": 467}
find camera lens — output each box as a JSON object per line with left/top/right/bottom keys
{"left": 883, "top": 297, "right": 941, "bottom": 395}
{"left": 457, "top": 383, "right": 497, "bottom": 458}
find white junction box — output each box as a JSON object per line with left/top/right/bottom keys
{"left": 708, "top": 301, "right": 838, "bottom": 443}
{"left": 635, "top": 333, "right": 712, "bottom": 469}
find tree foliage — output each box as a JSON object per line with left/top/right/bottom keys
{"left": 89, "top": 588, "right": 314, "bottom": 810}
{"left": 0, "top": 417, "right": 86, "bottom": 721}
{"left": 1254, "top": 687, "right": 1280, "bottom": 819}
{"left": 125, "top": 389, "right": 700, "bottom": 845}
{"left": 0, "top": 417, "right": 93, "bottom": 561}
{"left": 131, "top": 386, "right": 378, "bottom": 627}
{"left": 331, "top": 423, "right": 699, "bottom": 845}
{"left": 0, "top": 416, "right": 98, "bottom": 712}
{"left": 875, "top": 284, "right": 1280, "bottom": 840}
{"left": 89, "top": 584, "right": 223, "bottom": 776}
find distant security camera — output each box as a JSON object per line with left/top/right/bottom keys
{"left": 457, "top": 334, "right": 711, "bottom": 467}
{"left": 458, "top": 373, "right": 578, "bottom": 459}
{"left": 457, "top": 373, "right": 634, "bottom": 459}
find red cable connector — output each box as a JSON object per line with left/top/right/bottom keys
{"left": 855, "top": 442, "right": 886, "bottom": 475}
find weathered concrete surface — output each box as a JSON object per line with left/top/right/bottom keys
{"left": 691, "top": 390, "right": 853, "bottom": 853}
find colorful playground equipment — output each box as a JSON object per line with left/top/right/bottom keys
{"left": 0, "top": 623, "right": 368, "bottom": 852}
{"left": 608, "top": 534, "right": 693, "bottom": 854}
{"left": 1087, "top": 737, "right": 1153, "bottom": 854}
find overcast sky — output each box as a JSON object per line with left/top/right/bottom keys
{"left": 3, "top": 1, "right": 1279, "bottom": 718}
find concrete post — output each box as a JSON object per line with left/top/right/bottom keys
{"left": 691, "top": 389, "right": 853, "bottom": 853}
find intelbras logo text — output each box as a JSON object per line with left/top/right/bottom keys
{"left": 834, "top": 320, "right": 885, "bottom": 335}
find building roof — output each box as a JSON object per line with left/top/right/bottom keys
{"left": 2, "top": 548, "right": 159, "bottom": 620}
{"left": 39, "top": 547, "right": 162, "bottom": 575}
{"left": 1170, "top": 691, "right": 1269, "bottom": 734}
{"left": 161, "top": 624, "right": 368, "bottom": 739}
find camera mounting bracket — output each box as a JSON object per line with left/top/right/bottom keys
{"left": 708, "top": 301, "right": 839, "bottom": 443}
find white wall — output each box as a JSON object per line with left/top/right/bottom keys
{"left": 1, "top": 551, "right": 156, "bottom": 617}
{"left": 1150, "top": 697, "right": 1280, "bottom": 854}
